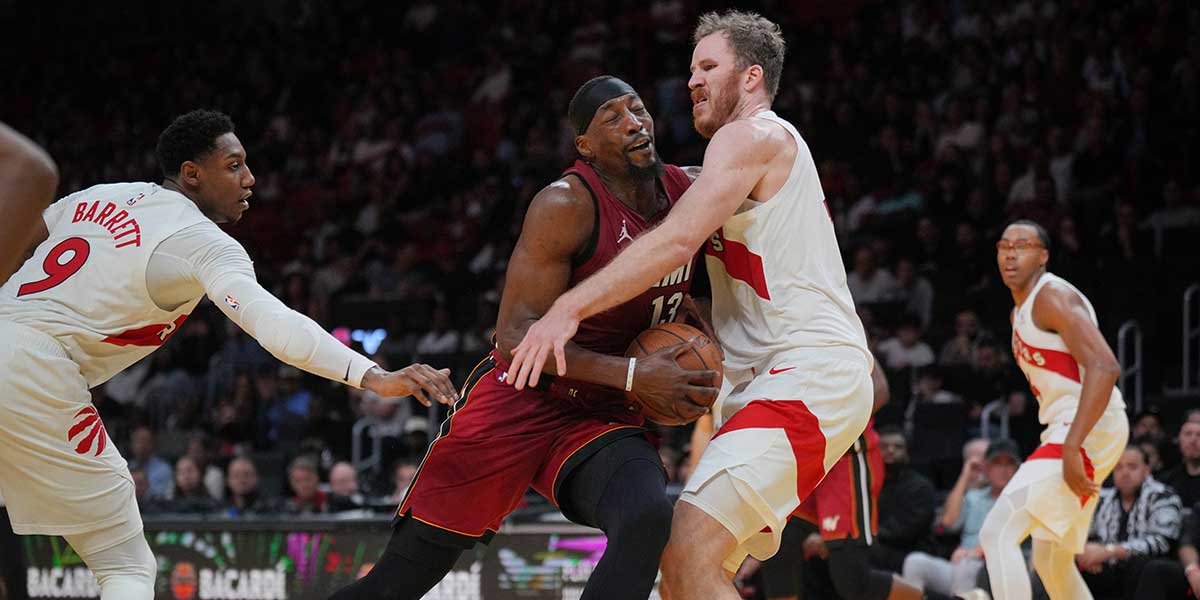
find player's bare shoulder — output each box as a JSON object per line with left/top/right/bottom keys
{"left": 519, "top": 175, "right": 596, "bottom": 253}
{"left": 708, "top": 118, "right": 795, "bottom": 169}
{"left": 1030, "top": 278, "right": 1088, "bottom": 331}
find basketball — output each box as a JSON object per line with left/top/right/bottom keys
{"left": 624, "top": 322, "right": 724, "bottom": 425}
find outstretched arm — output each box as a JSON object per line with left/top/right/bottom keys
{"left": 0, "top": 123, "right": 58, "bottom": 282}
{"left": 509, "top": 121, "right": 772, "bottom": 388}
{"left": 1031, "top": 283, "right": 1122, "bottom": 499}
{"left": 157, "top": 225, "right": 458, "bottom": 405}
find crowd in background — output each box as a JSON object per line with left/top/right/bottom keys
{"left": 3, "top": 0, "right": 1200, "bottom": 597}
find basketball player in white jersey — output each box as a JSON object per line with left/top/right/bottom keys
{"left": 0, "top": 122, "right": 59, "bottom": 282}
{"left": 509, "top": 11, "right": 879, "bottom": 599}
{"left": 0, "top": 109, "right": 458, "bottom": 600}
{"left": 977, "top": 220, "right": 1127, "bottom": 600}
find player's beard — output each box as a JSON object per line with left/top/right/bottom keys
{"left": 694, "top": 76, "right": 739, "bottom": 139}
{"left": 626, "top": 147, "right": 665, "bottom": 181}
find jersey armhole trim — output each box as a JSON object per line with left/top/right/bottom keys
{"left": 567, "top": 172, "right": 600, "bottom": 269}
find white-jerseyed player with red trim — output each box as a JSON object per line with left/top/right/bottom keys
{"left": 506, "top": 11, "right": 877, "bottom": 599}
{"left": 978, "top": 220, "right": 1128, "bottom": 600}
{"left": 0, "top": 110, "right": 458, "bottom": 599}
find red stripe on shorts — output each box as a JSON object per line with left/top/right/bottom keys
{"left": 1028, "top": 443, "right": 1095, "bottom": 507}
{"left": 713, "top": 399, "right": 829, "bottom": 515}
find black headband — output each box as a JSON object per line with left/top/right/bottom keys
{"left": 568, "top": 76, "right": 637, "bottom": 136}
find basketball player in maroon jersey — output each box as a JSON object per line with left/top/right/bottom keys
{"left": 0, "top": 119, "right": 52, "bottom": 600}
{"left": 329, "top": 76, "right": 718, "bottom": 600}
{"left": 0, "top": 122, "right": 58, "bottom": 282}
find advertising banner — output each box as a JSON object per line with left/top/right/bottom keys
{"left": 22, "top": 520, "right": 659, "bottom": 600}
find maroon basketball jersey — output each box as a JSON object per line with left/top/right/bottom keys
{"left": 563, "top": 159, "right": 698, "bottom": 356}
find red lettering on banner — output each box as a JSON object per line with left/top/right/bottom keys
{"left": 706, "top": 229, "right": 771, "bottom": 300}
{"left": 100, "top": 314, "right": 190, "bottom": 347}
{"left": 1012, "top": 331, "right": 1080, "bottom": 382}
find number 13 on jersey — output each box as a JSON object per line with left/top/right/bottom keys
{"left": 651, "top": 292, "right": 683, "bottom": 325}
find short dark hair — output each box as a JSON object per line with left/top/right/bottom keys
{"left": 877, "top": 425, "right": 906, "bottom": 440}
{"left": 156, "top": 109, "right": 235, "bottom": 177}
{"left": 1124, "top": 444, "right": 1150, "bottom": 465}
{"left": 693, "top": 10, "right": 786, "bottom": 99}
{"left": 1007, "top": 219, "right": 1051, "bottom": 252}
{"left": 288, "top": 455, "right": 319, "bottom": 475}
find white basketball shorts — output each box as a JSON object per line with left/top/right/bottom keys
{"left": 0, "top": 321, "right": 142, "bottom": 548}
{"left": 680, "top": 345, "right": 873, "bottom": 572}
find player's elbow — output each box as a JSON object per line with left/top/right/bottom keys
{"left": 1088, "top": 356, "right": 1122, "bottom": 381}
{"left": 494, "top": 326, "right": 522, "bottom": 361}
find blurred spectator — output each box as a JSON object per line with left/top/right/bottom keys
{"left": 224, "top": 457, "right": 267, "bottom": 517}
{"left": 938, "top": 310, "right": 992, "bottom": 368}
{"left": 130, "top": 467, "right": 151, "bottom": 510}
{"left": 1131, "top": 408, "right": 1168, "bottom": 446}
{"left": 414, "top": 306, "right": 460, "bottom": 357}
{"left": 892, "top": 257, "right": 935, "bottom": 329}
{"left": 388, "top": 459, "right": 420, "bottom": 505}
{"left": 1132, "top": 499, "right": 1200, "bottom": 599}
{"left": 169, "top": 456, "right": 220, "bottom": 513}
{"left": 328, "top": 461, "right": 365, "bottom": 512}
{"left": 264, "top": 366, "right": 314, "bottom": 449}
{"left": 1080, "top": 447, "right": 1183, "bottom": 599}
{"left": 127, "top": 425, "right": 172, "bottom": 500}
{"left": 185, "top": 432, "right": 226, "bottom": 501}
{"left": 906, "top": 367, "right": 968, "bottom": 486}
{"left": 1161, "top": 411, "right": 1200, "bottom": 507}
{"left": 871, "top": 426, "right": 938, "bottom": 572}
{"left": 847, "top": 247, "right": 899, "bottom": 305}
{"left": 283, "top": 456, "right": 328, "bottom": 515}
{"left": 1133, "top": 436, "right": 1165, "bottom": 477}
{"left": 878, "top": 318, "right": 936, "bottom": 371}
{"left": 903, "top": 439, "right": 1020, "bottom": 596}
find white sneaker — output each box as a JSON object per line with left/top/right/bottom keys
{"left": 958, "top": 590, "right": 992, "bottom": 600}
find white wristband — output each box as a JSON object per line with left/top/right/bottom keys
{"left": 625, "top": 357, "right": 637, "bottom": 392}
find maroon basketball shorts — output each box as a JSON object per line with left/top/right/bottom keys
{"left": 792, "top": 426, "right": 883, "bottom": 545}
{"left": 396, "top": 350, "right": 646, "bottom": 547}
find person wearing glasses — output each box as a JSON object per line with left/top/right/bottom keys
{"left": 976, "top": 220, "right": 1128, "bottom": 600}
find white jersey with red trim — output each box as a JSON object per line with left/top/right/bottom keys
{"left": 0, "top": 182, "right": 209, "bottom": 387}
{"left": 1011, "top": 272, "right": 1125, "bottom": 426}
{"left": 705, "top": 111, "right": 869, "bottom": 373}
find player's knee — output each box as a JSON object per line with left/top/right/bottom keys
{"left": 90, "top": 537, "right": 156, "bottom": 598}
{"left": 613, "top": 494, "right": 673, "bottom": 549}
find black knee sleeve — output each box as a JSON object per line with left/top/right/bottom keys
{"left": 827, "top": 543, "right": 893, "bottom": 600}
{"left": 592, "top": 459, "right": 673, "bottom": 551}
{"left": 558, "top": 436, "right": 671, "bottom": 600}
{"left": 327, "top": 520, "right": 463, "bottom": 600}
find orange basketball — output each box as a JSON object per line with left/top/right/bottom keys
{"left": 624, "top": 322, "right": 723, "bottom": 425}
